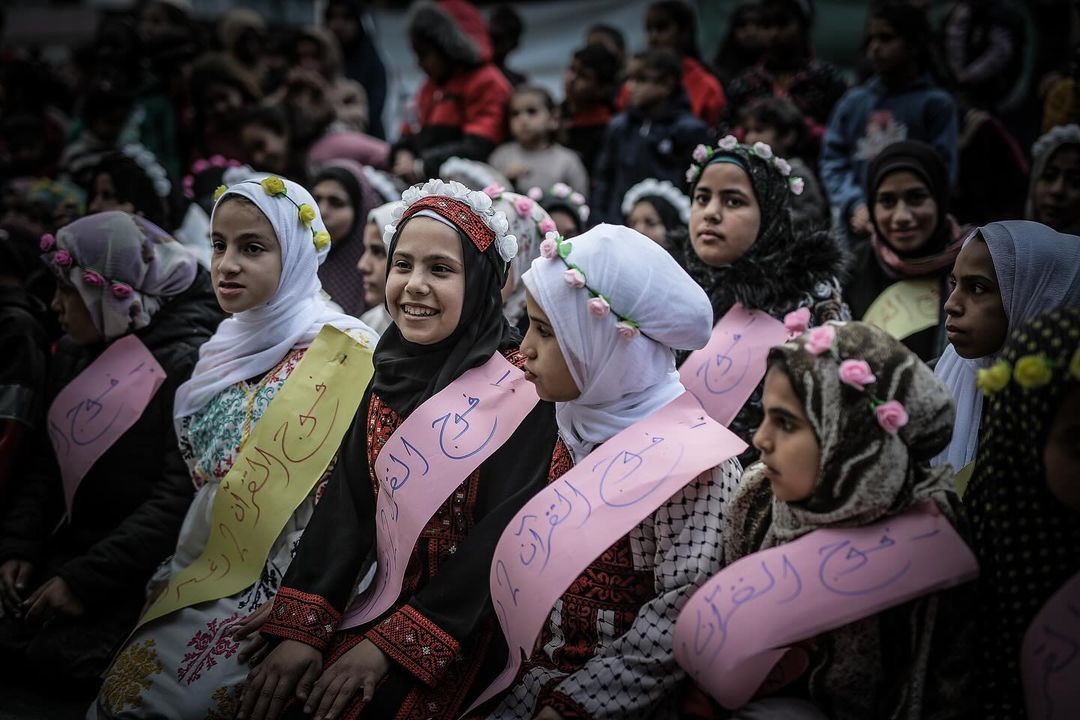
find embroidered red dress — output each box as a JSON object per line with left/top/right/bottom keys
{"left": 262, "top": 350, "right": 558, "bottom": 720}
{"left": 488, "top": 440, "right": 743, "bottom": 720}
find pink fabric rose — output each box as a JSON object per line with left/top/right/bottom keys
{"left": 39, "top": 233, "right": 56, "bottom": 252}
{"left": 774, "top": 158, "right": 792, "bottom": 176}
{"left": 54, "top": 250, "right": 72, "bottom": 268}
{"left": 838, "top": 359, "right": 877, "bottom": 389}
{"left": 752, "top": 142, "right": 774, "bottom": 159}
{"left": 804, "top": 325, "right": 835, "bottom": 355}
{"left": 686, "top": 166, "right": 701, "bottom": 184}
{"left": 539, "top": 238, "right": 558, "bottom": 259}
{"left": 570, "top": 192, "right": 585, "bottom": 206}
{"left": 82, "top": 269, "right": 106, "bottom": 286}
{"left": 482, "top": 183, "right": 504, "bottom": 199}
{"left": 691, "top": 144, "right": 710, "bottom": 163}
{"left": 875, "top": 400, "right": 909, "bottom": 434}
{"left": 513, "top": 196, "right": 534, "bottom": 217}
{"left": 539, "top": 218, "right": 557, "bottom": 235}
{"left": 564, "top": 268, "right": 586, "bottom": 288}
{"left": 552, "top": 182, "right": 572, "bottom": 198}
{"left": 718, "top": 135, "right": 738, "bottom": 150}
{"left": 588, "top": 296, "right": 610, "bottom": 317}
{"left": 192, "top": 158, "right": 210, "bottom": 173}
{"left": 111, "top": 282, "right": 134, "bottom": 299}
{"left": 783, "top": 307, "right": 811, "bottom": 335}
{"left": 616, "top": 320, "right": 640, "bottom": 339}
{"left": 528, "top": 187, "right": 543, "bottom": 201}
{"left": 209, "top": 154, "right": 226, "bottom": 166}
{"left": 790, "top": 177, "right": 805, "bottom": 196}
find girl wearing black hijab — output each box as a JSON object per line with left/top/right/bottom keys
{"left": 239, "top": 181, "right": 558, "bottom": 720}
{"left": 844, "top": 140, "right": 967, "bottom": 362}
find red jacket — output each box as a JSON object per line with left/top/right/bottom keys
{"left": 617, "top": 56, "right": 726, "bottom": 127}
{"left": 400, "top": 63, "right": 512, "bottom": 146}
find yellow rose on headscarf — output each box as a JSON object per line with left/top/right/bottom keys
{"left": 261, "top": 176, "right": 286, "bottom": 196}
{"left": 976, "top": 360, "right": 1012, "bottom": 395}
{"left": 313, "top": 231, "right": 331, "bottom": 251}
{"left": 298, "top": 203, "right": 317, "bottom": 227}
{"left": 213, "top": 185, "right": 228, "bottom": 202}
{"left": 1070, "top": 347, "right": 1080, "bottom": 381}
{"left": 1013, "top": 354, "right": 1053, "bottom": 389}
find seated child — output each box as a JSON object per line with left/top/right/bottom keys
{"left": 489, "top": 86, "right": 589, "bottom": 197}
{"left": 621, "top": 178, "right": 691, "bottom": 251}
{"left": 720, "top": 320, "right": 975, "bottom": 718}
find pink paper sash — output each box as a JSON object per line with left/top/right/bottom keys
{"left": 340, "top": 352, "right": 539, "bottom": 629}
{"left": 673, "top": 501, "right": 979, "bottom": 709}
{"left": 46, "top": 334, "right": 165, "bottom": 519}
{"left": 679, "top": 304, "right": 790, "bottom": 426}
{"left": 1022, "top": 570, "right": 1080, "bottom": 720}
{"left": 465, "top": 391, "right": 747, "bottom": 713}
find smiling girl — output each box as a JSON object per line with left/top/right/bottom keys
{"left": 718, "top": 321, "right": 976, "bottom": 719}
{"left": 683, "top": 137, "right": 848, "bottom": 461}
{"left": 932, "top": 221, "right": 1080, "bottom": 472}
{"left": 844, "top": 140, "right": 968, "bottom": 361}
{"left": 92, "top": 176, "right": 378, "bottom": 719}
{"left": 239, "top": 180, "right": 558, "bottom": 720}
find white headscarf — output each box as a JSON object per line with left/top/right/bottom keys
{"left": 933, "top": 220, "right": 1080, "bottom": 469}
{"left": 522, "top": 223, "right": 713, "bottom": 462}
{"left": 173, "top": 176, "right": 379, "bottom": 426}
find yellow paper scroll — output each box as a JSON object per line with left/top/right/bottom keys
{"left": 862, "top": 278, "right": 940, "bottom": 342}
{"left": 138, "top": 326, "right": 374, "bottom": 627}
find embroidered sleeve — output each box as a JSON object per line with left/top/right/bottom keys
{"left": 261, "top": 586, "right": 341, "bottom": 652}
{"left": 545, "top": 460, "right": 739, "bottom": 718}
{"left": 364, "top": 604, "right": 461, "bottom": 688}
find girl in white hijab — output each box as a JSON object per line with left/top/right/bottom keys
{"left": 93, "top": 176, "right": 377, "bottom": 719}
{"left": 490, "top": 224, "right": 743, "bottom": 719}
{"left": 933, "top": 220, "right": 1080, "bottom": 472}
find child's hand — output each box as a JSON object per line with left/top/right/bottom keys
{"left": 22, "top": 575, "right": 84, "bottom": 624}
{"left": 0, "top": 558, "right": 33, "bottom": 615}
{"left": 232, "top": 600, "right": 274, "bottom": 665}
{"left": 849, "top": 203, "right": 872, "bottom": 236}
{"left": 505, "top": 163, "right": 529, "bottom": 181}
{"left": 305, "top": 638, "right": 390, "bottom": 719}
{"left": 238, "top": 639, "right": 323, "bottom": 720}
{"left": 534, "top": 706, "right": 564, "bottom": 720}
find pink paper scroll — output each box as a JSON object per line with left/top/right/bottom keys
{"left": 680, "top": 304, "right": 790, "bottom": 426}
{"left": 46, "top": 334, "right": 165, "bottom": 519}
{"left": 673, "top": 501, "right": 979, "bottom": 710}
{"left": 466, "top": 391, "right": 747, "bottom": 713}
{"left": 340, "top": 352, "right": 539, "bottom": 629}
{"left": 1022, "top": 570, "right": 1080, "bottom": 720}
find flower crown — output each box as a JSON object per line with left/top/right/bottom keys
{"left": 620, "top": 178, "right": 692, "bottom": 225}
{"left": 214, "top": 177, "right": 331, "bottom": 251}
{"left": 182, "top": 154, "right": 244, "bottom": 199}
{"left": 686, "top": 136, "right": 805, "bottom": 196}
{"left": 121, "top": 142, "right": 172, "bottom": 198}
{"left": 482, "top": 183, "right": 559, "bottom": 236}
{"left": 539, "top": 232, "right": 642, "bottom": 339}
{"left": 527, "top": 183, "right": 591, "bottom": 224}
{"left": 976, "top": 347, "right": 1080, "bottom": 396}
{"left": 383, "top": 179, "right": 518, "bottom": 263}
{"left": 783, "top": 311, "right": 909, "bottom": 434}
{"left": 39, "top": 233, "right": 138, "bottom": 301}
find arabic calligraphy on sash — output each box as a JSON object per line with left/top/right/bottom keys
{"left": 47, "top": 334, "right": 165, "bottom": 519}
{"left": 138, "top": 326, "right": 373, "bottom": 627}
{"left": 862, "top": 277, "right": 940, "bottom": 341}
{"left": 673, "top": 501, "right": 978, "bottom": 709}
{"left": 465, "top": 391, "right": 747, "bottom": 714}
{"left": 680, "top": 304, "right": 790, "bottom": 426}
{"left": 339, "top": 352, "right": 540, "bottom": 630}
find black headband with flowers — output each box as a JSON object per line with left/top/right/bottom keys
{"left": 538, "top": 232, "right": 643, "bottom": 340}
{"left": 214, "top": 176, "right": 331, "bottom": 252}
{"left": 783, "top": 310, "right": 910, "bottom": 435}
{"left": 686, "top": 135, "right": 805, "bottom": 197}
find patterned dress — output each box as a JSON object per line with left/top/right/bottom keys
{"left": 488, "top": 441, "right": 743, "bottom": 720}
{"left": 91, "top": 347, "right": 335, "bottom": 720}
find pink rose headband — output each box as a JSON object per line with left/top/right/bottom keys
{"left": 39, "top": 233, "right": 137, "bottom": 300}
{"left": 783, "top": 311, "right": 909, "bottom": 435}
{"left": 539, "top": 232, "right": 643, "bottom": 340}
{"left": 687, "top": 136, "right": 805, "bottom": 196}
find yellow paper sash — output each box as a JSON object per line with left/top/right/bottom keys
{"left": 862, "top": 277, "right": 940, "bottom": 342}
{"left": 138, "top": 326, "right": 374, "bottom": 627}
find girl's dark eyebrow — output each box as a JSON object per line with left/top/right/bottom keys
{"left": 527, "top": 314, "right": 551, "bottom": 327}
{"left": 766, "top": 406, "right": 802, "bottom": 423}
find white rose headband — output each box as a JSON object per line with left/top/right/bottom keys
{"left": 620, "top": 178, "right": 692, "bottom": 225}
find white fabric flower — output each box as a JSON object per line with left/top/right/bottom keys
{"left": 498, "top": 233, "right": 519, "bottom": 262}
{"left": 752, "top": 142, "right": 774, "bottom": 159}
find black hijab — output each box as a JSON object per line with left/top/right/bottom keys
{"left": 866, "top": 140, "right": 952, "bottom": 258}
{"left": 371, "top": 212, "right": 519, "bottom": 417}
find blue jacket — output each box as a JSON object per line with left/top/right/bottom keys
{"left": 820, "top": 74, "right": 958, "bottom": 222}
{"left": 591, "top": 93, "right": 711, "bottom": 225}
